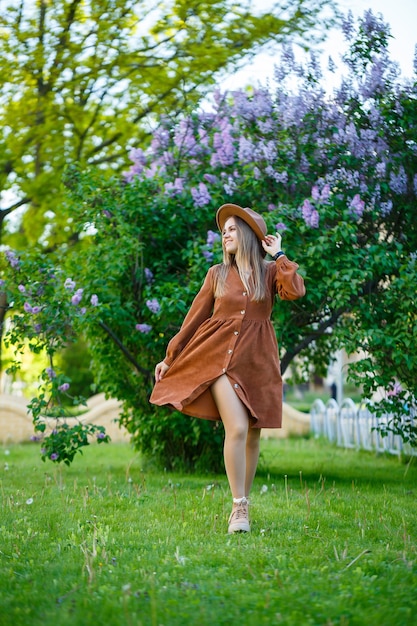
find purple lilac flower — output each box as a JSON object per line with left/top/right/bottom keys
{"left": 34, "top": 323, "right": 42, "bottom": 333}
{"left": 202, "top": 250, "right": 213, "bottom": 262}
{"left": 281, "top": 44, "right": 295, "bottom": 69}
{"left": 252, "top": 89, "right": 273, "bottom": 119}
{"left": 151, "top": 127, "right": 170, "bottom": 151}
{"left": 206, "top": 230, "right": 220, "bottom": 247}
{"left": 311, "top": 186, "right": 320, "bottom": 201}
{"left": 174, "top": 120, "right": 199, "bottom": 156}
{"left": 31, "top": 306, "right": 41, "bottom": 314}
{"left": 91, "top": 294, "right": 99, "bottom": 306}
{"left": 198, "top": 127, "right": 210, "bottom": 147}
{"left": 71, "top": 288, "right": 83, "bottom": 305}
{"left": 387, "top": 381, "right": 402, "bottom": 397}
{"left": 79, "top": 307, "right": 86, "bottom": 315}
{"left": 123, "top": 148, "right": 147, "bottom": 182}
{"left": 238, "top": 137, "right": 254, "bottom": 164}
{"left": 341, "top": 10, "right": 355, "bottom": 41}
{"left": 310, "top": 210, "right": 320, "bottom": 228}
{"left": 380, "top": 200, "right": 393, "bottom": 216}
{"left": 360, "top": 57, "right": 392, "bottom": 100}
{"left": 362, "top": 9, "right": 390, "bottom": 40}
{"left": 24, "top": 302, "right": 33, "bottom": 313}
{"left": 265, "top": 168, "right": 288, "bottom": 184}
{"left": 164, "top": 178, "right": 184, "bottom": 196}
{"left": 327, "top": 56, "right": 336, "bottom": 73}
{"left": 210, "top": 123, "right": 235, "bottom": 167}
{"left": 136, "top": 323, "right": 152, "bottom": 333}
{"left": 123, "top": 169, "right": 137, "bottom": 184}
{"left": 129, "top": 147, "right": 147, "bottom": 166}
{"left": 50, "top": 452, "right": 59, "bottom": 461}
{"left": 146, "top": 298, "right": 160, "bottom": 314}
{"left": 350, "top": 194, "right": 365, "bottom": 218}
{"left": 223, "top": 176, "right": 237, "bottom": 196}
{"left": 172, "top": 177, "right": 184, "bottom": 193}
{"left": 389, "top": 166, "right": 407, "bottom": 195}
{"left": 299, "top": 154, "right": 310, "bottom": 174}
{"left": 248, "top": 167, "right": 258, "bottom": 181}
{"left": 18, "top": 284, "right": 26, "bottom": 293}
{"left": 302, "top": 199, "right": 313, "bottom": 223}
{"left": 58, "top": 383, "right": 70, "bottom": 392}
{"left": 96, "top": 432, "right": 106, "bottom": 440}
{"left": 320, "top": 184, "right": 330, "bottom": 202}
{"left": 268, "top": 204, "right": 276, "bottom": 212}
{"left": 144, "top": 268, "right": 154, "bottom": 284}
{"left": 257, "top": 119, "right": 275, "bottom": 133}
{"left": 307, "top": 50, "right": 322, "bottom": 81}
{"left": 5, "top": 250, "right": 19, "bottom": 268}
{"left": 162, "top": 151, "right": 174, "bottom": 167}
{"left": 30, "top": 435, "right": 41, "bottom": 442}
{"left": 273, "top": 62, "right": 288, "bottom": 83}
{"left": 46, "top": 367, "right": 56, "bottom": 379}
{"left": 164, "top": 183, "right": 173, "bottom": 197}
{"left": 259, "top": 140, "right": 277, "bottom": 163}
{"left": 0, "top": 279, "right": 5, "bottom": 288}
{"left": 375, "top": 162, "right": 386, "bottom": 178}
{"left": 275, "top": 222, "right": 288, "bottom": 232}
{"left": 231, "top": 91, "right": 255, "bottom": 120}
{"left": 191, "top": 182, "right": 211, "bottom": 207}
{"left": 64, "top": 278, "right": 76, "bottom": 291}
{"left": 203, "top": 173, "right": 217, "bottom": 184}
{"left": 302, "top": 199, "right": 319, "bottom": 228}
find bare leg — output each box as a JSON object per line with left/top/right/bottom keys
{"left": 245, "top": 426, "right": 261, "bottom": 497}
{"left": 211, "top": 375, "right": 249, "bottom": 499}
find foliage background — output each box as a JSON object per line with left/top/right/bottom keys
{"left": 1, "top": 9, "right": 417, "bottom": 468}
{"left": 0, "top": 0, "right": 331, "bottom": 246}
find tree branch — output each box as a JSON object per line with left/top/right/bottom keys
{"left": 280, "top": 275, "right": 381, "bottom": 374}
{"left": 0, "top": 196, "right": 31, "bottom": 219}
{"left": 98, "top": 320, "right": 151, "bottom": 380}
{"left": 0, "top": 197, "right": 31, "bottom": 245}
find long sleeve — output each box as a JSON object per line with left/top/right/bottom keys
{"left": 164, "top": 267, "right": 215, "bottom": 366}
{"left": 274, "top": 256, "right": 306, "bottom": 301}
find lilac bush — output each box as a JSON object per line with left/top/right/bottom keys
{"left": 1, "top": 11, "right": 416, "bottom": 465}
{"left": 1, "top": 250, "right": 110, "bottom": 464}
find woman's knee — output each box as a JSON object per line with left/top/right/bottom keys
{"left": 224, "top": 421, "right": 248, "bottom": 442}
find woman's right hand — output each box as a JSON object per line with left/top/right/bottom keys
{"left": 155, "top": 361, "right": 170, "bottom": 382}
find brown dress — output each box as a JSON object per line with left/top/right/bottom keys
{"left": 149, "top": 256, "right": 305, "bottom": 428}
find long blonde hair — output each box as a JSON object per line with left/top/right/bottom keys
{"left": 214, "top": 216, "right": 268, "bottom": 301}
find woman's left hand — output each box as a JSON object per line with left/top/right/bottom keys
{"left": 262, "top": 232, "right": 282, "bottom": 257}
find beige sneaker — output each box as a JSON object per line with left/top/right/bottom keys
{"left": 228, "top": 497, "right": 250, "bottom": 533}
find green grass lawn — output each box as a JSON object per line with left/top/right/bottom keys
{"left": 1, "top": 437, "right": 416, "bottom": 626}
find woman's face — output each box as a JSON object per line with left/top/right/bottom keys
{"left": 222, "top": 217, "right": 239, "bottom": 254}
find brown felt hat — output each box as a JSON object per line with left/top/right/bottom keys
{"left": 216, "top": 204, "right": 267, "bottom": 241}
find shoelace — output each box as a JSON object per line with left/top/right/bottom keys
{"left": 231, "top": 505, "right": 247, "bottom": 521}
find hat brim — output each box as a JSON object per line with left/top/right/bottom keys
{"left": 216, "top": 203, "right": 266, "bottom": 242}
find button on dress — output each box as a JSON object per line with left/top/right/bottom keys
{"left": 150, "top": 256, "right": 305, "bottom": 429}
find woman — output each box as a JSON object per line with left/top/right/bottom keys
{"left": 150, "top": 203, "right": 305, "bottom": 533}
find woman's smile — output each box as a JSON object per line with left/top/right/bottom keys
{"left": 223, "top": 217, "right": 238, "bottom": 253}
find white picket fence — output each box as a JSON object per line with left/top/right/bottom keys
{"left": 310, "top": 398, "right": 417, "bottom": 457}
